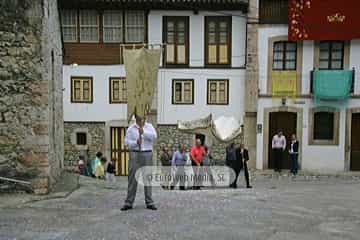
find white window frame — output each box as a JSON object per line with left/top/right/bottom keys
{"left": 61, "top": 10, "right": 78, "bottom": 42}
{"left": 103, "top": 10, "right": 123, "bottom": 43}
{"left": 79, "top": 10, "right": 99, "bottom": 43}
{"left": 125, "top": 11, "right": 145, "bottom": 43}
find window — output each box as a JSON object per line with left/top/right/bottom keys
{"left": 319, "top": 41, "right": 344, "bottom": 70}
{"left": 71, "top": 77, "right": 93, "bottom": 103}
{"left": 103, "top": 10, "right": 123, "bottom": 43}
{"left": 61, "top": 10, "right": 77, "bottom": 42}
{"left": 309, "top": 108, "right": 339, "bottom": 145}
{"left": 164, "top": 16, "right": 189, "bottom": 66}
{"left": 172, "top": 79, "right": 194, "bottom": 104}
{"left": 79, "top": 10, "right": 99, "bottom": 42}
{"left": 110, "top": 77, "right": 127, "bottom": 103}
{"left": 273, "top": 41, "right": 297, "bottom": 70}
{"left": 60, "top": 10, "right": 146, "bottom": 44}
{"left": 125, "top": 11, "right": 145, "bottom": 42}
{"left": 259, "top": 0, "right": 288, "bottom": 24}
{"left": 314, "top": 112, "right": 334, "bottom": 140}
{"left": 207, "top": 80, "right": 229, "bottom": 104}
{"left": 205, "top": 16, "right": 231, "bottom": 66}
{"left": 76, "top": 132, "right": 87, "bottom": 145}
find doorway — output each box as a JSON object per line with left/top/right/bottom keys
{"left": 268, "top": 112, "right": 297, "bottom": 169}
{"left": 195, "top": 134, "right": 206, "bottom": 146}
{"left": 110, "top": 127, "right": 129, "bottom": 175}
{"left": 350, "top": 113, "right": 360, "bottom": 171}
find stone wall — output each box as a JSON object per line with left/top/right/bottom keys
{"left": 244, "top": 0, "right": 260, "bottom": 168}
{"left": 44, "top": 0, "right": 64, "bottom": 187}
{"left": 156, "top": 125, "right": 242, "bottom": 165}
{"left": 64, "top": 122, "right": 105, "bottom": 168}
{"left": 0, "top": 0, "right": 63, "bottom": 194}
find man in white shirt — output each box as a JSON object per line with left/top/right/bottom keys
{"left": 121, "top": 115, "right": 157, "bottom": 211}
{"left": 271, "top": 130, "right": 286, "bottom": 172}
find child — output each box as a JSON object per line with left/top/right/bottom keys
{"left": 94, "top": 156, "right": 107, "bottom": 179}
{"left": 78, "top": 155, "right": 87, "bottom": 176}
{"left": 93, "top": 152, "right": 103, "bottom": 173}
{"left": 106, "top": 160, "right": 116, "bottom": 183}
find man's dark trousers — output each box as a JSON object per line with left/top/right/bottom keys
{"left": 230, "top": 163, "right": 250, "bottom": 188}
{"left": 273, "top": 148, "right": 283, "bottom": 172}
{"left": 290, "top": 153, "right": 298, "bottom": 174}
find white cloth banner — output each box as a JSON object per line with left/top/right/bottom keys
{"left": 178, "top": 114, "right": 242, "bottom": 143}
{"left": 123, "top": 48, "right": 161, "bottom": 121}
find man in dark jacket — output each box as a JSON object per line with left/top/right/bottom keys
{"left": 233, "top": 144, "right": 252, "bottom": 189}
{"left": 160, "top": 146, "right": 172, "bottom": 189}
{"left": 226, "top": 142, "right": 238, "bottom": 188}
{"left": 289, "top": 134, "right": 299, "bottom": 175}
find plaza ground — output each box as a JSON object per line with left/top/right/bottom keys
{"left": 0, "top": 173, "right": 360, "bottom": 240}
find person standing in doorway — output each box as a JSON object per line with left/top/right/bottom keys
{"left": 272, "top": 130, "right": 286, "bottom": 172}
{"left": 235, "top": 144, "right": 252, "bottom": 188}
{"left": 289, "top": 134, "right": 299, "bottom": 175}
{"left": 190, "top": 139, "right": 205, "bottom": 190}
{"left": 121, "top": 115, "right": 157, "bottom": 211}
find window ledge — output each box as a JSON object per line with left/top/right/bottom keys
{"left": 75, "top": 145, "right": 89, "bottom": 151}
{"left": 172, "top": 103, "right": 194, "bottom": 105}
{"left": 308, "top": 140, "right": 339, "bottom": 146}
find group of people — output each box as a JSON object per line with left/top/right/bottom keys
{"left": 160, "top": 139, "right": 216, "bottom": 191}
{"left": 77, "top": 151, "right": 116, "bottom": 182}
{"left": 117, "top": 114, "right": 253, "bottom": 211}
{"left": 271, "top": 130, "right": 299, "bottom": 175}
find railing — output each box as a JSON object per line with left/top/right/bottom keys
{"left": 310, "top": 68, "right": 355, "bottom": 94}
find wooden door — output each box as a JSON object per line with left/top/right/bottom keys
{"left": 350, "top": 113, "right": 360, "bottom": 171}
{"left": 268, "top": 112, "right": 297, "bottom": 169}
{"left": 110, "top": 127, "right": 129, "bottom": 176}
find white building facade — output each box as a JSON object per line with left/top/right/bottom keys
{"left": 60, "top": 0, "right": 249, "bottom": 174}
{"left": 255, "top": 0, "right": 360, "bottom": 172}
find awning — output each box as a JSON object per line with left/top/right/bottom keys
{"left": 312, "top": 70, "right": 353, "bottom": 106}
{"left": 177, "top": 114, "right": 242, "bottom": 143}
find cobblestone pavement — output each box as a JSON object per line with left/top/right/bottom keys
{"left": 1, "top": 174, "right": 360, "bottom": 240}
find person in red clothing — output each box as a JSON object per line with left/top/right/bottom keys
{"left": 190, "top": 138, "right": 205, "bottom": 190}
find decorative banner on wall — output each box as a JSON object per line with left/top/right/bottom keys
{"left": 271, "top": 71, "right": 297, "bottom": 99}
{"left": 124, "top": 48, "right": 161, "bottom": 121}
{"left": 313, "top": 70, "right": 353, "bottom": 107}
{"left": 288, "top": 0, "right": 360, "bottom": 40}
